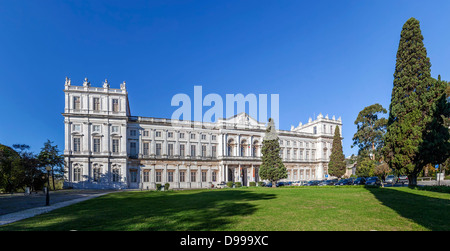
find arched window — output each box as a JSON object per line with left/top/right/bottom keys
{"left": 227, "top": 139, "right": 235, "bottom": 156}
{"left": 73, "top": 164, "right": 82, "bottom": 182}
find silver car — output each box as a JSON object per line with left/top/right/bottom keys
{"left": 385, "top": 175, "right": 397, "bottom": 184}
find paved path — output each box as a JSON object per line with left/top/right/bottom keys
{"left": 0, "top": 190, "right": 117, "bottom": 226}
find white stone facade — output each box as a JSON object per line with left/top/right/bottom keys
{"left": 63, "top": 78, "right": 343, "bottom": 189}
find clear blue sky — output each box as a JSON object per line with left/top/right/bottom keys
{"left": 1, "top": 0, "right": 449, "bottom": 157}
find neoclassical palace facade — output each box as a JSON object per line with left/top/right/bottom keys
{"left": 63, "top": 78, "right": 343, "bottom": 189}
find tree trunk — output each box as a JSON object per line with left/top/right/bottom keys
{"left": 408, "top": 174, "right": 417, "bottom": 186}
{"left": 272, "top": 181, "right": 276, "bottom": 188}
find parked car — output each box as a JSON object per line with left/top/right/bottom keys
{"left": 365, "top": 176, "right": 381, "bottom": 186}
{"left": 216, "top": 182, "right": 227, "bottom": 188}
{"left": 335, "top": 178, "right": 353, "bottom": 186}
{"left": 385, "top": 175, "right": 397, "bottom": 184}
{"left": 353, "top": 177, "right": 366, "bottom": 185}
{"left": 318, "top": 179, "right": 338, "bottom": 186}
{"left": 398, "top": 175, "right": 408, "bottom": 184}
{"left": 304, "top": 180, "right": 320, "bottom": 186}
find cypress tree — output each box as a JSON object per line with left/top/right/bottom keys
{"left": 383, "top": 17, "right": 433, "bottom": 185}
{"left": 328, "top": 125, "right": 346, "bottom": 178}
{"left": 259, "top": 118, "right": 287, "bottom": 187}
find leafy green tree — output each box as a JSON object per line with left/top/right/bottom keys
{"left": 12, "top": 144, "right": 44, "bottom": 192}
{"left": 352, "top": 103, "right": 387, "bottom": 160}
{"left": 37, "top": 140, "right": 64, "bottom": 190}
{"left": 0, "top": 144, "right": 23, "bottom": 192}
{"left": 328, "top": 126, "right": 346, "bottom": 178}
{"left": 260, "top": 118, "right": 287, "bottom": 187}
{"left": 383, "top": 17, "right": 435, "bottom": 186}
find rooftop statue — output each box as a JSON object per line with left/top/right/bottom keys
{"left": 264, "top": 118, "right": 278, "bottom": 141}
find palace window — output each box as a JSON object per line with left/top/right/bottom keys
{"left": 190, "top": 145, "right": 196, "bottom": 156}
{"left": 93, "top": 125, "right": 101, "bottom": 132}
{"left": 73, "top": 137, "right": 81, "bottom": 153}
{"left": 179, "top": 132, "right": 185, "bottom": 139}
{"left": 168, "top": 171, "right": 174, "bottom": 182}
{"left": 73, "top": 96, "right": 81, "bottom": 110}
{"left": 168, "top": 144, "right": 174, "bottom": 156}
{"left": 201, "top": 134, "right": 206, "bottom": 140}
{"left": 74, "top": 166, "right": 81, "bottom": 182}
{"left": 112, "top": 139, "right": 119, "bottom": 153}
{"left": 111, "top": 126, "right": 119, "bottom": 133}
{"left": 93, "top": 138, "right": 101, "bottom": 153}
{"left": 168, "top": 132, "right": 173, "bottom": 138}
{"left": 202, "top": 145, "right": 207, "bottom": 157}
{"left": 212, "top": 145, "right": 217, "bottom": 157}
{"left": 93, "top": 97, "right": 100, "bottom": 111}
{"left": 190, "top": 171, "right": 196, "bottom": 182}
{"left": 143, "top": 170, "right": 150, "bottom": 182}
{"left": 156, "top": 143, "right": 161, "bottom": 156}
{"left": 112, "top": 99, "right": 119, "bottom": 112}
{"left": 212, "top": 135, "right": 217, "bottom": 140}
{"left": 156, "top": 131, "right": 161, "bottom": 137}
{"left": 212, "top": 171, "right": 217, "bottom": 182}
{"left": 130, "top": 130, "right": 137, "bottom": 136}
{"left": 180, "top": 144, "right": 185, "bottom": 157}
{"left": 73, "top": 124, "right": 81, "bottom": 132}
{"left": 130, "top": 169, "right": 137, "bottom": 183}
{"left": 202, "top": 171, "right": 207, "bottom": 182}
{"left": 143, "top": 142, "right": 149, "bottom": 155}
{"left": 93, "top": 167, "right": 101, "bottom": 182}
{"left": 143, "top": 130, "right": 149, "bottom": 137}
{"left": 112, "top": 168, "right": 120, "bottom": 182}
{"left": 190, "top": 133, "right": 196, "bottom": 139}
{"left": 130, "top": 142, "right": 137, "bottom": 155}
{"left": 179, "top": 171, "right": 185, "bottom": 182}
{"left": 156, "top": 171, "right": 162, "bottom": 182}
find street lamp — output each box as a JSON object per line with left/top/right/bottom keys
{"left": 45, "top": 166, "right": 51, "bottom": 206}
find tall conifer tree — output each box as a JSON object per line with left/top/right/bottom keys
{"left": 328, "top": 126, "right": 346, "bottom": 178}
{"left": 383, "top": 17, "right": 433, "bottom": 185}
{"left": 260, "top": 118, "right": 287, "bottom": 187}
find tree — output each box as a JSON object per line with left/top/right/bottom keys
{"left": 0, "top": 144, "right": 23, "bottom": 193}
{"left": 352, "top": 103, "right": 387, "bottom": 160}
{"left": 12, "top": 144, "right": 44, "bottom": 192}
{"left": 259, "top": 118, "right": 287, "bottom": 187}
{"left": 328, "top": 126, "right": 346, "bottom": 178}
{"left": 37, "top": 140, "right": 64, "bottom": 190}
{"left": 383, "top": 17, "right": 434, "bottom": 186}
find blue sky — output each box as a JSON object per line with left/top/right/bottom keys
{"left": 0, "top": 0, "right": 449, "bottom": 156}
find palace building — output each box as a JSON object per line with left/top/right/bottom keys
{"left": 63, "top": 78, "right": 343, "bottom": 189}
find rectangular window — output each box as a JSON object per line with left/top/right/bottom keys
{"left": 143, "top": 142, "right": 149, "bottom": 155}
{"left": 190, "top": 145, "right": 196, "bottom": 157}
{"left": 313, "top": 126, "right": 317, "bottom": 134}
{"left": 112, "top": 99, "right": 119, "bottom": 112}
{"left": 73, "top": 124, "right": 81, "bottom": 132}
{"left": 180, "top": 144, "right": 185, "bottom": 157}
{"left": 130, "top": 169, "right": 137, "bottom": 183}
{"left": 130, "top": 142, "right": 137, "bottom": 155}
{"left": 190, "top": 171, "right": 196, "bottom": 182}
{"left": 73, "top": 96, "right": 81, "bottom": 110}
{"left": 93, "top": 168, "right": 101, "bottom": 182}
{"left": 212, "top": 171, "right": 217, "bottom": 182}
{"left": 212, "top": 145, "right": 217, "bottom": 157}
{"left": 93, "top": 97, "right": 100, "bottom": 111}
{"left": 156, "top": 143, "right": 161, "bottom": 156}
{"left": 73, "top": 137, "right": 81, "bottom": 152}
{"left": 168, "top": 132, "right": 173, "bottom": 138}
{"left": 168, "top": 171, "right": 174, "bottom": 182}
{"left": 130, "top": 130, "right": 136, "bottom": 136}
{"left": 202, "top": 145, "right": 206, "bottom": 157}
{"left": 93, "top": 125, "right": 101, "bottom": 132}
{"left": 93, "top": 138, "right": 101, "bottom": 153}
{"left": 74, "top": 168, "right": 81, "bottom": 182}
{"left": 143, "top": 130, "right": 149, "bottom": 137}
{"left": 190, "top": 133, "right": 196, "bottom": 139}
{"left": 179, "top": 171, "right": 185, "bottom": 182}
{"left": 202, "top": 171, "right": 207, "bottom": 182}
{"left": 112, "top": 169, "right": 120, "bottom": 182}
{"left": 179, "top": 132, "right": 184, "bottom": 139}
{"left": 156, "top": 131, "right": 161, "bottom": 137}
{"left": 168, "top": 143, "right": 174, "bottom": 156}
{"left": 143, "top": 170, "right": 150, "bottom": 182}
{"left": 111, "top": 126, "right": 119, "bottom": 133}
{"left": 112, "top": 139, "right": 119, "bottom": 153}
{"left": 212, "top": 135, "right": 216, "bottom": 141}
{"left": 156, "top": 171, "right": 162, "bottom": 182}
{"left": 201, "top": 134, "right": 206, "bottom": 140}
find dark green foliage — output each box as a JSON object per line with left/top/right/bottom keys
{"left": 383, "top": 17, "right": 437, "bottom": 185}
{"left": 0, "top": 144, "right": 23, "bottom": 192}
{"left": 37, "top": 140, "right": 64, "bottom": 190}
{"left": 328, "top": 126, "right": 346, "bottom": 178}
{"left": 259, "top": 119, "right": 287, "bottom": 187}
{"left": 352, "top": 103, "right": 387, "bottom": 160}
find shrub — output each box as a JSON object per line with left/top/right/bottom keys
{"left": 257, "top": 182, "right": 265, "bottom": 187}
{"left": 156, "top": 184, "right": 162, "bottom": 191}
{"left": 235, "top": 182, "right": 242, "bottom": 188}
{"left": 164, "top": 183, "right": 170, "bottom": 191}
{"left": 249, "top": 182, "right": 256, "bottom": 187}
{"left": 226, "top": 181, "right": 234, "bottom": 188}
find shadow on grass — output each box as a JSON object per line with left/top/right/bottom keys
{"left": 1, "top": 189, "right": 276, "bottom": 231}
{"left": 366, "top": 187, "right": 450, "bottom": 231}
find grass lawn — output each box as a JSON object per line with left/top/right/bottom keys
{"left": 1, "top": 186, "right": 449, "bottom": 231}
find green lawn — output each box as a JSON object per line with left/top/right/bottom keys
{"left": 1, "top": 186, "right": 449, "bottom": 231}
